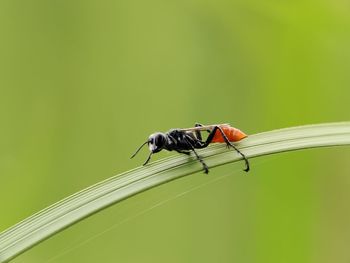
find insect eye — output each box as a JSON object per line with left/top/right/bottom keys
{"left": 150, "top": 138, "right": 154, "bottom": 144}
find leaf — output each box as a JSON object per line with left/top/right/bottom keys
{"left": 0, "top": 122, "right": 350, "bottom": 262}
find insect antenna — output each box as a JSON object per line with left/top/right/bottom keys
{"left": 130, "top": 141, "right": 148, "bottom": 159}
{"left": 143, "top": 152, "right": 153, "bottom": 165}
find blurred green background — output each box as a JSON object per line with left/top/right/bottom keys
{"left": 1, "top": 0, "right": 350, "bottom": 262}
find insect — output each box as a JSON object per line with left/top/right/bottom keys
{"left": 131, "top": 123, "right": 249, "bottom": 174}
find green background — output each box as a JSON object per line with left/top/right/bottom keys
{"left": 1, "top": 0, "right": 350, "bottom": 262}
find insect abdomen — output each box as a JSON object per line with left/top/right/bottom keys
{"left": 211, "top": 126, "right": 247, "bottom": 143}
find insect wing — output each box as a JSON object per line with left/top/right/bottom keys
{"left": 180, "top": 124, "right": 230, "bottom": 132}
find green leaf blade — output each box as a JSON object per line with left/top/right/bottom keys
{"left": 0, "top": 122, "right": 350, "bottom": 262}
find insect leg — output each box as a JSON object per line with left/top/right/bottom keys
{"left": 175, "top": 149, "right": 191, "bottom": 155}
{"left": 205, "top": 126, "right": 250, "bottom": 172}
{"left": 191, "top": 148, "right": 209, "bottom": 174}
{"left": 184, "top": 136, "right": 209, "bottom": 174}
{"left": 194, "top": 123, "right": 203, "bottom": 141}
{"left": 194, "top": 123, "right": 210, "bottom": 141}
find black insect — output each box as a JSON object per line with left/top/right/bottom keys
{"left": 130, "top": 123, "right": 249, "bottom": 174}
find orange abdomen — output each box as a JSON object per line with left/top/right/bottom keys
{"left": 211, "top": 125, "right": 247, "bottom": 143}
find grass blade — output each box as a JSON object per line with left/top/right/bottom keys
{"left": 0, "top": 122, "right": 350, "bottom": 262}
